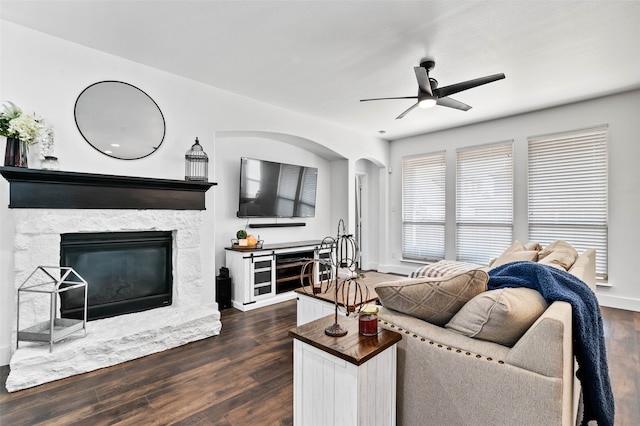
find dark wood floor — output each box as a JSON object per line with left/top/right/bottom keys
{"left": 1, "top": 302, "right": 638, "bottom": 425}
{"left": 600, "top": 305, "right": 640, "bottom": 425}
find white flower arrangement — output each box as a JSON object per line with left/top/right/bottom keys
{"left": 1, "top": 100, "right": 54, "bottom": 159}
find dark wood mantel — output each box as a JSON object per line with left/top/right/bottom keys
{"left": 0, "top": 166, "right": 216, "bottom": 210}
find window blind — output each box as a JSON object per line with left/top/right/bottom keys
{"left": 456, "top": 142, "right": 514, "bottom": 264}
{"left": 402, "top": 152, "right": 446, "bottom": 260}
{"left": 528, "top": 125, "right": 608, "bottom": 279}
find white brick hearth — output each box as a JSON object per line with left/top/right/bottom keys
{"left": 6, "top": 209, "right": 221, "bottom": 392}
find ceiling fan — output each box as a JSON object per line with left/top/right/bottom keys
{"left": 360, "top": 59, "right": 505, "bottom": 119}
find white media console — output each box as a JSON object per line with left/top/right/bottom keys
{"left": 224, "top": 240, "right": 332, "bottom": 311}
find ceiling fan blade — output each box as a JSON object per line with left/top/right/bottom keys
{"left": 395, "top": 102, "right": 419, "bottom": 120}
{"left": 436, "top": 96, "right": 472, "bottom": 111}
{"left": 360, "top": 96, "right": 418, "bottom": 102}
{"left": 413, "top": 67, "right": 432, "bottom": 95}
{"left": 434, "top": 73, "right": 505, "bottom": 98}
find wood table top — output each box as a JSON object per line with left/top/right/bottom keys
{"left": 288, "top": 314, "right": 402, "bottom": 366}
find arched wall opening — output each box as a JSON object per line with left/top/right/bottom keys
{"left": 213, "top": 131, "right": 350, "bottom": 270}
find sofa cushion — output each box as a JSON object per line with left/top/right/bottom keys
{"left": 445, "top": 287, "right": 548, "bottom": 346}
{"left": 490, "top": 250, "right": 538, "bottom": 269}
{"left": 409, "top": 260, "right": 482, "bottom": 278}
{"left": 376, "top": 269, "right": 488, "bottom": 326}
{"left": 537, "top": 240, "right": 579, "bottom": 270}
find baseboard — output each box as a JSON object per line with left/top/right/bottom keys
{"left": 360, "top": 261, "right": 380, "bottom": 272}
{"left": 596, "top": 293, "right": 640, "bottom": 312}
{"left": 231, "top": 291, "right": 298, "bottom": 312}
{"left": 376, "top": 263, "right": 415, "bottom": 276}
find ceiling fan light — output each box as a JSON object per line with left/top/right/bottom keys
{"left": 418, "top": 98, "right": 437, "bottom": 109}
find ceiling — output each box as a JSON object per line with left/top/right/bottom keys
{"left": 2, "top": 1, "right": 640, "bottom": 140}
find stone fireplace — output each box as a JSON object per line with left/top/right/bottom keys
{"left": 2, "top": 167, "right": 220, "bottom": 392}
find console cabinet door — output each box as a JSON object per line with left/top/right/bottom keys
{"left": 250, "top": 254, "right": 276, "bottom": 301}
{"left": 225, "top": 250, "right": 275, "bottom": 307}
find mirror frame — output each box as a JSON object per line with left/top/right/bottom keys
{"left": 74, "top": 81, "right": 166, "bottom": 160}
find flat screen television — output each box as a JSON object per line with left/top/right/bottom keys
{"left": 238, "top": 157, "right": 318, "bottom": 218}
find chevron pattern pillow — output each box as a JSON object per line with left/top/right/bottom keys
{"left": 375, "top": 269, "right": 488, "bottom": 326}
{"left": 409, "top": 260, "right": 483, "bottom": 278}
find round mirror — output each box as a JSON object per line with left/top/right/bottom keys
{"left": 74, "top": 81, "right": 166, "bottom": 160}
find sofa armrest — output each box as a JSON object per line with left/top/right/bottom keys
{"left": 381, "top": 302, "right": 575, "bottom": 426}
{"left": 506, "top": 301, "right": 573, "bottom": 378}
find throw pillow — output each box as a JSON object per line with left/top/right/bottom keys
{"left": 488, "top": 240, "right": 526, "bottom": 267}
{"left": 409, "top": 260, "right": 483, "bottom": 278}
{"left": 489, "top": 250, "right": 538, "bottom": 269}
{"left": 445, "top": 287, "right": 548, "bottom": 347}
{"left": 525, "top": 242, "right": 542, "bottom": 251}
{"left": 504, "top": 240, "right": 526, "bottom": 254}
{"left": 538, "top": 240, "right": 579, "bottom": 270}
{"left": 376, "top": 269, "right": 488, "bottom": 326}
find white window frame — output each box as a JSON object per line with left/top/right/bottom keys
{"left": 528, "top": 125, "right": 608, "bottom": 279}
{"left": 456, "top": 141, "right": 514, "bottom": 264}
{"left": 401, "top": 152, "right": 446, "bottom": 261}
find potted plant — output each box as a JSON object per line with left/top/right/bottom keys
{"left": 1, "top": 101, "right": 54, "bottom": 168}
{"left": 236, "top": 229, "right": 248, "bottom": 246}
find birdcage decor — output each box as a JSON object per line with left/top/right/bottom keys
{"left": 185, "top": 137, "right": 209, "bottom": 181}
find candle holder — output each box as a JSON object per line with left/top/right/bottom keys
{"left": 358, "top": 304, "right": 379, "bottom": 336}
{"left": 299, "top": 219, "right": 368, "bottom": 337}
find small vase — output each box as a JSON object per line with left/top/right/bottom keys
{"left": 41, "top": 156, "right": 60, "bottom": 171}
{"left": 4, "top": 137, "right": 28, "bottom": 168}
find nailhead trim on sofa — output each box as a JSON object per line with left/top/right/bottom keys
{"left": 380, "top": 319, "right": 505, "bottom": 364}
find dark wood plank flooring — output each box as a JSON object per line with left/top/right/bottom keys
{"left": 600, "top": 306, "right": 640, "bottom": 425}
{"left": 1, "top": 301, "right": 638, "bottom": 425}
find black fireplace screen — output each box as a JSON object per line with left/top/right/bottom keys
{"left": 59, "top": 231, "right": 173, "bottom": 321}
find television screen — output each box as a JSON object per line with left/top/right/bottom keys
{"left": 238, "top": 157, "right": 318, "bottom": 218}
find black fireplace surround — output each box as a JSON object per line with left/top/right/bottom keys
{"left": 0, "top": 166, "right": 215, "bottom": 210}
{"left": 59, "top": 231, "right": 173, "bottom": 321}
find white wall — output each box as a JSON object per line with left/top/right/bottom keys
{"left": 330, "top": 159, "right": 350, "bottom": 232}
{"left": 0, "top": 21, "right": 388, "bottom": 365}
{"left": 382, "top": 89, "right": 640, "bottom": 311}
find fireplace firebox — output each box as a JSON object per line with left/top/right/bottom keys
{"left": 59, "top": 231, "right": 173, "bottom": 320}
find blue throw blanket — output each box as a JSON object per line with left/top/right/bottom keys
{"left": 488, "top": 261, "right": 614, "bottom": 426}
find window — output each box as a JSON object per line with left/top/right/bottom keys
{"left": 456, "top": 142, "right": 514, "bottom": 264}
{"left": 528, "top": 125, "right": 608, "bottom": 279}
{"left": 402, "top": 152, "right": 445, "bottom": 260}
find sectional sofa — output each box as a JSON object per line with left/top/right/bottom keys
{"left": 376, "top": 242, "right": 597, "bottom": 426}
